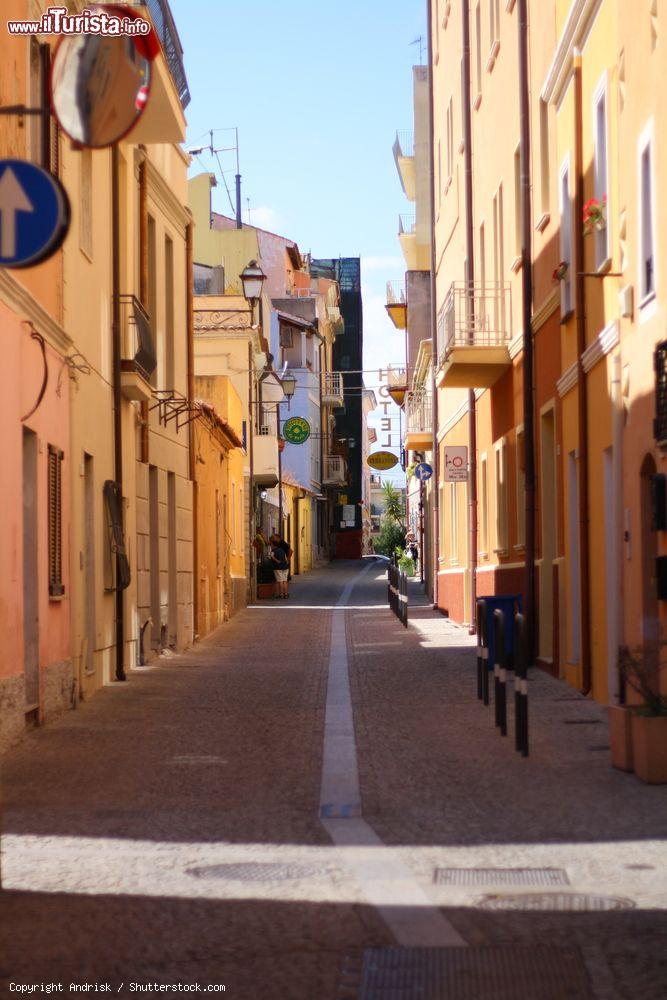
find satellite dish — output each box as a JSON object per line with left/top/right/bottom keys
{"left": 50, "top": 5, "right": 153, "bottom": 148}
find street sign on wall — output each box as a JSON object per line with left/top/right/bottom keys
{"left": 0, "top": 160, "right": 70, "bottom": 269}
{"left": 367, "top": 450, "right": 399, "bottom": 471}
{"left": 282, "top": 416, "right": 311, "bottom": 444}
{"left": 444, "top": 446, "right": 468, "bottom": 482}
{"left": 414, "top": 462, "right": 433, "bottom": 482}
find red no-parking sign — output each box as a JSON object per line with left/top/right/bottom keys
{"left": 444, "top": 446, "right": 468, "bottom": 482}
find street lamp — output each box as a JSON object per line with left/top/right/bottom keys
{"left": 240, "top": 259, "right": 266, "bottom": 305}
{"left": 240, "top": 259, "right": 266, "bottom": 602}
{"left": 281, "top": 369, "right": 297, "bottom": 408}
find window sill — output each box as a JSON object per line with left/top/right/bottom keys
{"left": 493, "top": 548, "right": 510, "bottom": 558}
{"left": 597, "top": 256, "right": 613, "bottom": 275}
{"left": 513, "top": 544, "right": 526, "bottom": 555}
{"left": 510, "top": 255, "right": 523, "bottom": 274}
{"left": 473, "top": 92, "right": 482, "bottom": 111}
{"left": 478, "top": 551, "right": 489, "bottom": 560}
{"left": 458, "top": 139, "right": 465, "bottom": 155}
{"left": 535, "top": 212, "right": 550, "bottom": 233}
{"left": 506, "top": 0, "right": 516, "bottom": 10}
{"left": 444, "top": 175, "right": 453, "bottom": 196}
{"left": 448, "top": 558, "right": 459, "bottom": 567}
{"left": 560, "top": 308, "right": 575, "bottom": 326}
{"left": 639, "top": 290, "right": 656, "bottom": 311}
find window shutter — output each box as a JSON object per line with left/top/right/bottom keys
{"left": 48, "top": 445, "right": 65, "bottom": 597}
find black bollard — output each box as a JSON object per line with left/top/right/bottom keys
{"left": 514, "top": 613, "right": 529, "bottom": 756}
{"left": 493, "top": 609, "right": 507, "bottom": 735}
{"left": 476, "top": 600, "right": 487, "bottom": 701}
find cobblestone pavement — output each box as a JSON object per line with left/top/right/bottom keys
{"left": 1, "top": 561, "right": 666, "bottom": 999}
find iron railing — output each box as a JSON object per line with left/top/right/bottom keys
{"left": 386, "top": 280, "right": 407, "bottom": 305}
{"left": 437, "top": 281, "right": 512, "bottom": 365}
{"left": 141, "top": 0, "right": 190, "bottom": 108}
{"left": 405, "top": 390, "right": 432, "bottom": 435}
{"left": 118, "top": 294, "right": 156, "bottom": 380}
{"left": 399, "top": 214, "right": 416, "bottom": 236}
{"left": 322, "top": 372, "right": 344, "bottom": 401}
{"left": 323, "top": 455, "right": 346, "bottom": 483}
{"left": 394, "top": 130, "right": 415, "bottom": 159}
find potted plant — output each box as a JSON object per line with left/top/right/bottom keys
{"left": 617, "top": 642, "right": 667, "bottom": 784}
{"left": 256, "top": 558, "right": 276, "bottom": 599}
{"left": 583, "top": 195, "right": 607, "bottom": 234}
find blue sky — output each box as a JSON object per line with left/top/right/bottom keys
{"left": 171, "top": 0, "right": 426, "bottom": 483}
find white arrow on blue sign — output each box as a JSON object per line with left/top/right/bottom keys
{"left": 414, "top": 462, "right": 433, "bottom": 482}
{"left": 0, "top": 159, "right": 70, "bottom": 269}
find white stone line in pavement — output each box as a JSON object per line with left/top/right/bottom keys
{"left": 319, "top": 564, "right": 467, "bottom": 948}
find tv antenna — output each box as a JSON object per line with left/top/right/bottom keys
{"left": 186, "top": 127, "right": 243, "bottom": 229}
{"left": 410, "top": 35, "right": 425, "bottom": 65}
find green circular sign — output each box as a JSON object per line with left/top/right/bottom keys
{"left": 283, "top": 416, "right": 311, "bottom": 445}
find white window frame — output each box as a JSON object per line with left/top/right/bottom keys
{"left": 494, "top": 437, "right": 509, "bottom": 554}
{"left": 638, "top": 120, "right": 657, "bottom": 308}
{"left": 559, "top": 154, "right": 573, "bottom": 316}
{"left": 592, "top": 73, "right": 610, "bottom": 269}
{"left": 539, "top": 99, "right": 550, "bottom": 219}
{"left": 492, "top": 183, "right": 504, "bottom": 331}
{"left": 479, "top": 453, "right": 489, "bottom": 556}
{"left": 515, "top": 425, "right": 525, "bottom": 548}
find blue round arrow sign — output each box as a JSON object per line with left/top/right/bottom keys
{"left": 414, "top": 462, "right": 433, "bottom": 482}
{"left": 0, "top": 159, "right": 70, "bottom": 269}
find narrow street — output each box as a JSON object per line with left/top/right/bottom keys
{"left": 1, "top": 561, "right": 666, "bottom": 999}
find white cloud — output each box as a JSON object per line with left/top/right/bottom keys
{"left": 248, "top": 205, "right": 283, "bottom": 232}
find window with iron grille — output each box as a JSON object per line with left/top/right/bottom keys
{"left": 48, "top": 445, "right": 65, "bottom": 597}
{"left": 280, "top": 324, "right": 294, "bottom": 348}
{"left": 654, "top": 340, "right": 667, "bottom": 445}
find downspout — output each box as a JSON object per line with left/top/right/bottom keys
{"left": 138, "top": 151, "right": 149, "bottom": 464}
{"left": 186, "top": 219, "right": 197, "bottom": 639}
{"left": 518, "top": 0, "right": 536, "bottom": 665}
{"left": 574, "top": 50, "right": 592, "bottom": 695}
{"left": 462, "top": 0, "right": 478, "bottom": 632}
{"left": 111, "top": 146, "right": 125, "bottom": 682}
{"left": 610, "top": 352, "right": 623, "bottom": 704}
{"left": 427, "top": 0, "right": 440, "bottom": 609}
{"left": 319, "top": 339, "right": 325, "bottom": 555}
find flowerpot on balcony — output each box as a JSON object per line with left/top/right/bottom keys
{"left": 257, "top": 582, "right": 276, "bottom": 599}
{"left": 608, "top": 705, "right": 633, "bottom": 772}
{"left": 631, "top": 712, "right": 667, "bottom": 784}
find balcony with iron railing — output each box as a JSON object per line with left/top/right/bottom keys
{"left": 254, "top": 413, "right": 279, "bottom": 488}
{"left": 404, "top": 390, "right": 433, "bottom": 451}
{"left": 141, "top": 0, "right": 190, "bottom": 108}
{"left": 385, "top": 279, "right": 407, "bottom": 330}
{"left": 322, "top": 372, "right": 344, "bottom": 407}
{"left": 436, "top": 282, "right": 512, "bottom": 389}
{"left": 119, "top": 295, "right": 156, "bottom": 402}
{"left": 393, "top": 130, "right": 416, "bottom": 200}
{"left": 398, "top": 214, "right": 419, "bottom": 270}
{"left": 323, "top": 454, "right": 347, "bottom": 486}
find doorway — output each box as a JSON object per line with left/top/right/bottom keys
{"left": 149, "top": 465, "right": 160, "bottom": 650}
{"left": 640, "top": 454, "right": 659, "bottom": 646}
{"left": 83, "top": 454, "right": 96, "bottom": 677}
{"left": 23, "top": 428, "right": 39, "bottom": 710}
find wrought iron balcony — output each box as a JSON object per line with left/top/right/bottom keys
{"left": 118, "top": 295, "right": 156, "bottom": 402}
{"left": 323, "top": 454, "right": 347, "bottom": 486}
{"left": 404, "top": 390, "right": 433, "bottom": 451}
{"left": 322, "top": 372, "right": 344, "bottom": 407}
{"left": 141, "top": 0, "right": 190, "bottom": 108}
{"left": 254, "top": 416, "right": 279, "bottom": 488}
{"left": 393, "top": 131, "right": 416, "bottom": 200}
{"left": 399, "top": 214, "right": 416, "bottom": 236}
{"left": 437, "top": 282, "right": 512, "bottom": 389}
{"left": 385, "top": 280, "right": 407, "bottom": 330}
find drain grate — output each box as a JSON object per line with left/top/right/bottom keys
{"left": 434, "top": 867, "right": 569, "bottom": 887}
{"left": 353, "top": 946, "right": 592, "bottom": 999}
{"left": 185, "top": 862, "right": 332, "bottom": 882}
{"left": 478, "top": 892, "right": 635, "bottom": 912}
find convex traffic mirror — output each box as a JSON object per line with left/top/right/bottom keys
{"left": 50, "top": 5, "right": 153, "bottom": 149}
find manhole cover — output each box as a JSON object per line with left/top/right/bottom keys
{"left": 434, "top": 868, "right": 569, "bottom": 887}
{"left": 185, "top": 862, "right": 331, "bottom": 882}
{"left": 478, "top": 893, "right": 635, "bottom": 911}
{"left": 353, "top": 946, "right": 592, "bottom": 999}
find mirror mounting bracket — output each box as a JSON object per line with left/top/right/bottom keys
{"left": 0, "top": 105, "right": 49, "bottom": 117}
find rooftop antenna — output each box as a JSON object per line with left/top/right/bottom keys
{"left": 186, "top": 127, "right": 242, "bottom": 228}
{"left": 410, "top": 35, "right": 424, "bottom": 65}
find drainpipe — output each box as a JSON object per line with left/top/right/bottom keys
{"left": 462, "top": 0, "right": 478, "bottom": 632}
{"left": 111, "top": 146, "right": 125, "bottom": 682}
{"left": 610, "top": 352, "right": 623, "bottom": 703}
{"left": 427, "top": 0, "right": 440, "bottom": 609}
{"left": 518, "top": 0, "right": 536, "bottom": 665}
{"left": 574, "top": 49, "right": 592, "bottom": 695}
{"left": 138, "top": 151, "right": 149, "bottom": 464}
{"left": 186, "top": 219, "right": 197, "bottom": 639}
{"left": 248, "top": 339, "right": 255, "bottom": 602}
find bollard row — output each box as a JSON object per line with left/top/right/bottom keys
{"left": 387, "top": 561, "right": 409, "bottom": 629}
{"left": 476, "top": 597, "right": 529, "bottom": 757}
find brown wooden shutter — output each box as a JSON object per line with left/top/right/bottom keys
{"left": 48, "top": 445, "right": 65, "bottom": 597}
